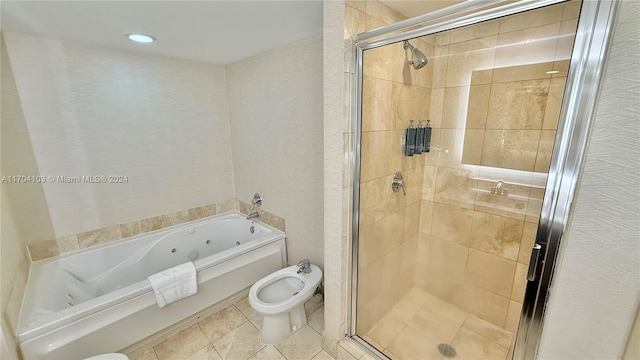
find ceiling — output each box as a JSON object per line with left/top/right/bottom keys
{"left": 1, "top": 0, "right": 323, "bottom": 65}
{"left": 379, "top": 0, "right": 465, "bottom": 19}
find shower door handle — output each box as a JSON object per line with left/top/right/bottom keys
{"left": 527, "top": 244, "right": 542, "bottom": 281}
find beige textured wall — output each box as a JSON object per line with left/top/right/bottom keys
{"left": 0, "top": 36, "right": 55, "bottom": 254}
{"left": 538, "top": 0, "right": 640, "bottom": 357}
{"left": 1, "top": 35, "right": 47, "bottom": 359}
{"left": 225, "top": 34, "right": 324, "bottom": 268}
{"left": 2, "top": 32, "right": 235, "bottom": 242}
{"left": 323, "top": 0, "right": 346, "bottom": 356}
{"left": 412, "top": 2, "right": 578, "bottom": 331}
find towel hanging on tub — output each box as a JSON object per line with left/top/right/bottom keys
{"left": 147, "top": 262, "right": 198, "bottom": 308}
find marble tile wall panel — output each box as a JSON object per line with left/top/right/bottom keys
{"left": 411, "top": 2, "right": 577, "bottom": 331}
{"left": 29, "top": 200, "right": 282, "bottom": 261}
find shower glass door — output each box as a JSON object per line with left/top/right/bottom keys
{"left": 353, "top": 2, "right": 581, "bottom": 359}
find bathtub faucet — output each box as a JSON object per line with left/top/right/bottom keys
{"left": 297, "top": 259, "right": 312, "bottom": 274}
{"left": 247, "top": 193, "right": 262, "bottom": 220}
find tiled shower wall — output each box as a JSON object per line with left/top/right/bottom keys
{"left": 347, "top": 0, "right": 437, "bottom": 335}
{"left": 415, "top": 2, "right": 580, "bottom": 331}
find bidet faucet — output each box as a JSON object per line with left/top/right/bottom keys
{"left": 297, "top": 259, "right": 311, "bottom": 274}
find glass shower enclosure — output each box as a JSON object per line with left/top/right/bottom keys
{"left": 348, "top": 0, "right": 618, "bottom": 359}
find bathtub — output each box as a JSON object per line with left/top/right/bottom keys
{"left": 17, "top": 212, "right": 287, "bottom": 359}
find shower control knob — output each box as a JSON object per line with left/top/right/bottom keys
{"left": 392, "top": 172, "right": 406, "bottom": 195}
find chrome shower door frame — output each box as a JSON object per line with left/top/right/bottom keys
{"left": 348, "top": 1, "right": 619, "bottom": 359}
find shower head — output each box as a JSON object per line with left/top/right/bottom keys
{"left": 403, "top": 40, "right": 428, "bottom": 70}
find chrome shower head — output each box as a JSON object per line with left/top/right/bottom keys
{"left": 403, "top": 40, "right": 428, "bottom": 70}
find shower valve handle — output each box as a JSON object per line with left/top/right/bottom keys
{"left": 392, "top": 172, "right": 406, "bottom": 195}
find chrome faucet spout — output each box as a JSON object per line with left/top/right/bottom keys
{"left": 246, "top": 211, "right": 259, "bottom": 220}
{"left": 297, "top": 259, "right": 311, "bottom": 274}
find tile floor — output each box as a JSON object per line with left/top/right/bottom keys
{"left": 362, "top": 288, "right": 513, "bottom": 360}
{"left": 129, "top": 295, "right": 332, "bottom": 360}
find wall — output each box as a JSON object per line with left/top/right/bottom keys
{"left": 327, "top": 0, "right": 639, "bottom": 358}
{"left": 414, "top": 2, "right": 579, "bottom": 331}
{"left": 322, "top": 0, "right": 346, "bottom": 356}
{"left": 538, "top": 0, "right": 640, "bottom": 358}
{"left": 1, "top": 35, "right": 48, "bottom": 359}
{"left": 624, "top": 308, "right": 640, "bottom": 360}
{"left": 225, "top": 34, "right": 323, "bottom": 268}
{"left": 2, "top": 32, "right": 235, "bottom": 242}
{"left": 0, "top": 193, "right": 29, "bottom": 360}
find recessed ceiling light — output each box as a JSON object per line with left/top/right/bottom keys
{"left": 126, "top": 33, "right": 156, "bottom": 44}
{"left": 546, "top": 70, "right": 560, "bottom": 74}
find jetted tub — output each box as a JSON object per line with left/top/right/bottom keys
{"left": 17, "top": 212, "right": 286, "bottom": 359}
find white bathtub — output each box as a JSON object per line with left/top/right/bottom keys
{"left": 17, "top": 212, "right": 287, "bottom": 359}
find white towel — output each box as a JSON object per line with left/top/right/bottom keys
{"left": 147, "top": 262, "right": 197, "bottom": 308}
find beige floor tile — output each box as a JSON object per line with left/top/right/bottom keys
{"left": 235, "top": 298, "right": 257, "bottom": 319}
{"left": 360, "top": 287, "right": 517, "bottom": 360}
{"left": 250, "top": 314, "right": 264, "bottom": 332}
{"left": 275, "top": 326, "right": 322, "bottom": 360}
{"left": 462, "top": 315, "right": 513, "bottom": 349}
{"left": 360, "top": 352, "right": 377, "bottom": 360}
{"left": 186, "top": 344, "right": 223, "bottom": 360}
{"left": 408, "top": 307, "right": 462, "bottom": 344}
{"left": 382, "top": 349, "right": 400, "bottom": 360}
{"left": 130, "top": 348, "right": 158, "bottom": 360}
{"left": 338, "top": 340, "right": 364, "bottom": 359}
{"left": 385, "top": 326, "right": 442, "bottom": 360}
{"left": 366, "top": 312, "right": 407, "bottom": 348}
{"left": 308, "top": 306, "right": 324, "bottom": 333}
{"left": 311, "top": 350, "right": 334, "bottom": 360}
{"left": 154, "top": 324, "right": 211, "bottom": 360}
{"left": 248, "top": 345, "right": 285, "bottom": 360}
{"left": 450, "top": 327, "right": 508, "bottom": 360}
{"left": 200, "top": 305, "right": 248, "bottom": 342}
{"left": 212, "top": 322, "right": 265, "bottom": 360}
{"left": 336, "top": 347, "right": 357, "bottom": 360}
{"left": 305, "top": 294, "right": 324, "bottom": 316}
{"left": 362, "top": 335, "right": 383, "bottom": 353}
{"left": 389, "top": 287, "right": 429, "bottom": 323}
{"left": 421, "top": 292, "right": 468, "bottom": 326}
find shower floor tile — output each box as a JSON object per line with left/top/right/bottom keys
{"left": 363, "top": 288, "right": 513, "bottom": 360}
{"left": 128, "top": 294, "right": 329, "bottom": 360}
